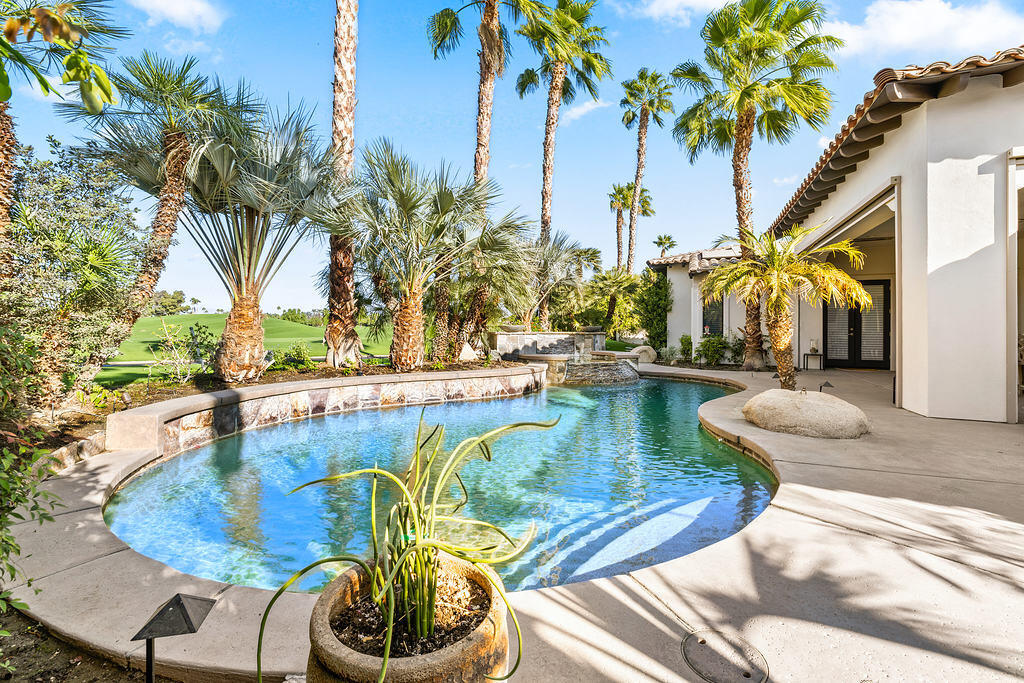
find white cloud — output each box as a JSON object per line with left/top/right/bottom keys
{"left": 824, "top": 0, "right": 1024, "bottom": 58}
{"left": 127, "top": 0, "right": 225, "bottom": 33}
{"left": 17, "top": 83, "right": 77, "bottom": 103}
{"left": 563, "top": 99, "right": 612, "bottom": 125}
{"left": 817, "top": 135, "right": 832, "bottom": 150}
{"left": 164, "top": 35, "right": 211, "bottom": 55}
{"left": 772, "top": 174, "right": 802, "bottom": 187}
{"left": 611, "top": 0, "right": 722, "bottom": 27}
{"left": 508, "top": 162, "right": 532, "bottom": 170}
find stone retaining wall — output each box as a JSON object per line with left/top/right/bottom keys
{"left": 47, "top": 431, "right": 106, "bottom": 472}
{"left": 105, "top": 366, "right": 547, "bottom": 457}
{"left": 563, "top": 360, "right": 640, "bottom": 385}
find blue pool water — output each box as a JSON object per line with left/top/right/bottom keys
{"left": 104, "top": 379, "right": 775, "bottom": 592}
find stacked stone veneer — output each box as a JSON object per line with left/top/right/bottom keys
{"left": 154, "top": 371, "right": 545, "bottom": 456}
{"left": 563, "top": 360, "right": 639, "bottom": 385}
{"left": 488, "top": 331, "right": 606, "bottom": 360}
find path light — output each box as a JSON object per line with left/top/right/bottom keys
{"left": 819, "top": 381, "right": 834, "bottom": 392}
{"left": 132, "top": 593, "right": 217, "bottom": 683}
{"left": 771, "top": 373, "right": 779, "bottom": 379}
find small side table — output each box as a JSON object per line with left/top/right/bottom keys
{"left": 803, "top": 352, "right": 823, "bottom": 370}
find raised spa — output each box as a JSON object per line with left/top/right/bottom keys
{"left": 104, "top": 379, "right": 775, "bottom": 592}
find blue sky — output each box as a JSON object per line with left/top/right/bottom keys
{"left": 11, "top": 0, "right": 1024, "bottom": 311}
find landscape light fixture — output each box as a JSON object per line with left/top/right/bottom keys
{"left": 132, "top": 593, "right": 217, "bottom": 683}
{"left": 820, "top": 381, "right": 834, "bottom": 392}
{"left": 771, "top": 372, "right": 780, "bottom": 379}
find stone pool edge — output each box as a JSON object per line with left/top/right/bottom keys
{"left": 8, "top": 364, "right": 781, "bottom": 682}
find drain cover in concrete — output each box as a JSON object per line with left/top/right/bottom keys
{"left": 681, "top": 629, "right": 768, "bottom": 682}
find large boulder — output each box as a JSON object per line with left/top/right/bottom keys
{"left": 457, "top": 342, "right": 479, "bottom": 362}
{"left": 633, "top": 345, "right": 657, "bottom": 363}
{"left": 742, "top": 389, "right": 870, "bottom": 439}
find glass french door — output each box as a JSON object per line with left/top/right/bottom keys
{"left": 824, "top": 280, "right": 890, "bottom": 369}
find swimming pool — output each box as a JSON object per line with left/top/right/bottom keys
{"left": 104, "top": 379, "right": 775, "bottom": 592}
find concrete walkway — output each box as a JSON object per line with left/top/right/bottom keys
{"left": 509, "top": 366, "right": 1024, "bottom": 681}
{"left": 8, "top": 368, "right": 1024, "bottom": 681}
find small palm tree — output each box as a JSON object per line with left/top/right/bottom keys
{"left": 701, "top": 224, "right": 871, "bottom": 390}
{"left": 654, "top": 234, "right": 677, "bottom": 257}
{"left": 620, "top": 68, "right": 673, "bottom": 273}
{"left": 515, "top": 0, "right": 611, "bottom": 244}
{"left": 590, "top": 266, "right": 637, "bottom": 326}
{"left": 61, "top": 51, "right": 258, "bottom": 371}
{"left": 608, "top": 183, "right": 653, "bottom": 268}
{"left": 428, "top": 0, "right": 543, "bottom": 183}
{"left": 522, "top": 230, "right": 583, "bottom": 330}
{"left": 673, "top": 0, "right": 841, "bottom": 369}
{"left": 328, "top": 140, "right": 529, "bottom": 372}
{"left": 182, "top": 109, "right": 338, "bottom": 382}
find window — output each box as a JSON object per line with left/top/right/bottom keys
{"left": 702, "top": 299, "right": 724, "bottom": 336}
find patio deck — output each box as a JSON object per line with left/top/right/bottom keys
{"left": 7, "top": 367, "right": 1024, "bottom": 681}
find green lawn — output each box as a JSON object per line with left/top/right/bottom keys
{"left": 605, "top": 339, "right": 639, "bottom": 352}
{"left": 96, "top": 314, "right": 391, "bottom": 387}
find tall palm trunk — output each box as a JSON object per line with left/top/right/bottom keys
{"left": 626, "top": 107, "right": 649, "bottom": 273}
{"left": 615, "top": 207, "right": 624, "bottom": 269}
{"left": 0, "top": 103, "right": 17, "bottom": 285}
{"left": 430, "top": 271, "right": 451, "bottom": 362}
{"left": 391, "top": 284, "right": 424, "bottom": 372}
{"left": 474, "top": 0, "right": 501, "bottom": 184}
{"left": 215, "top": 291, "right": 269, "bottom": 382}
{"left": 732, "top": 105, "right": 764, "bottom": 369}
{"left": 539, "top": 61, "right": 567, "bottom": 244}
{"left": 765, "top": 307, "right": 795, "bottom": 390}
{"left": 538, "top": 295, "right": 550, "bottom": 331}
{"left": 326, "top": 0, "right": 362, "bottom": 368}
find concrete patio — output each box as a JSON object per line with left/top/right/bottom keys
{"left": 8, "top": 366, "right": 1024, "bottom": 681}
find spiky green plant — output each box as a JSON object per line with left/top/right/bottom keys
{"left": 701, "top": 223, "right": 871, "bottom": 389}
{"left": 256, "top": 417, "right": 557, "bottom": 683}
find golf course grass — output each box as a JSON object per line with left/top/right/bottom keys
{"left": 96, "top": 314, "right": 391, "bottom": 388}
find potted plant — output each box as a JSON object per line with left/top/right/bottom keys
{"left": 257, "top": 418, "right": 556, "bottom": 683}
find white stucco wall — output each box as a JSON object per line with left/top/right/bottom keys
{"left": 797, "top": 74, "right": 1023, "bottom": 422}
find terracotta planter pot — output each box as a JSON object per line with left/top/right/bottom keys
{"left": 307, "top": 554, "right": 509, "bottom": 683}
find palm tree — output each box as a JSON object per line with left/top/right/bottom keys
{"left": 590, "top": 266, "right": 637, "bottom": 327}
{"left": 672, "top": 0, "right": 841, "bottom": 370}
{"left": 701, "top": 224, "right": 871, "bottom": 390}
{"left": 325, "top": 0, "right": 363, "bottom": 368}
{"left": 515, "top": 0, "right": 611, "bottom": 244}
{"left": 0, "top": 1, "right": 125, "bottom": 264}
{"left": 428, "top": 0, "right": 543, "bottom": 183}
{"left": 523, "top": 230, "right": 583, "bottom": 329}
{"left": 654, "top": 234, "right": 676, "bottom": 257}
{"left": 608, "top": 182, "right": 653, "bottom": 268}
{"left": 60, "top": 52, "right": 256, "bottom": 373}
{"left": 182, "top": 110, "right": 338, "bottom": 382}
{"left": 329, "top": 140, "right": 529, "bottom": 372}
{"left": 620, "top": 68, "right": 673, "bottom": 273}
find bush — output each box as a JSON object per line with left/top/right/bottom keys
{"left": 659, "top": 346, "right": 680, "bottom": 361}
{"left": 636, "top": 269, "right": 671, "bottom": 349}
{"left": 0, "top": 323, "right": 60, "bottom": 671}
{"left": 149, "top": 321, "right": 217, "bottom": 384}
{"left": 270, "top": 342, "right": 316, "bottom": 371}
{"left": 695, "top": 334, "right": 729, "bottom": 366}
{"left": 679, "top": 334, "right": 693, "bottom": 363}
{"left": 726, "top": 330, "right": 746, "bottom": 364}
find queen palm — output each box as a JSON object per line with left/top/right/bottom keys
{"left": 182, "top": 110, "right": 338, "bottom": 382}
{"left": 60, "top": 52, "right": 256, "bottom": 371}
{"left": 702, "top": 224, "right": 871, "bottom": 390}
{"left": 654, "top": 234, "right": 676, "bottom": 257}
{"left": 515, "top": 0, "right": 611, "bottom": 244}
{"left": 332, "top": 140, "right": 529, "bottom": 372}
{"left": 325, "top": 0, "right": 362, "bottom": 368}
{"left": 428, "top": 0, "right": 543, "bottom": 183}
{"left": 620, "top": 68, "right": 672, "bottom": 273}
{"left": 673, "top": 0, "right": 841, "bottom": 369}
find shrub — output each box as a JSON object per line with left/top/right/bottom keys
{"left": 270, "top": 342, "right": 316, "bottom": 371}
{"left": 695, "top": 334, "right": 729, "bottom": 366}
{"left": 0, "top": 324, "right": 60, "bottom": 672}
{"left": 726, "top": 330, "right": 746, "bottom": 364}
{"left": 635, "top": 269, "right": 671, "bottom": 349}
{"left": 679, "top": 334, "right": 693, "bottom": 363}
{"left": 660, "top": 346, "right": 680, "bottom": 362}
{"left": 149, "top": 321, "right": 217, "bottom": 384}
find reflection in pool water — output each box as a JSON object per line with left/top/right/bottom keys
{"left": 104, "top": 380, "right": 775, "bottom": 591}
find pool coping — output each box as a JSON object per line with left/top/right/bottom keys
{"left": 10, "top": 366, "right": 1024, "bottom": 681}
